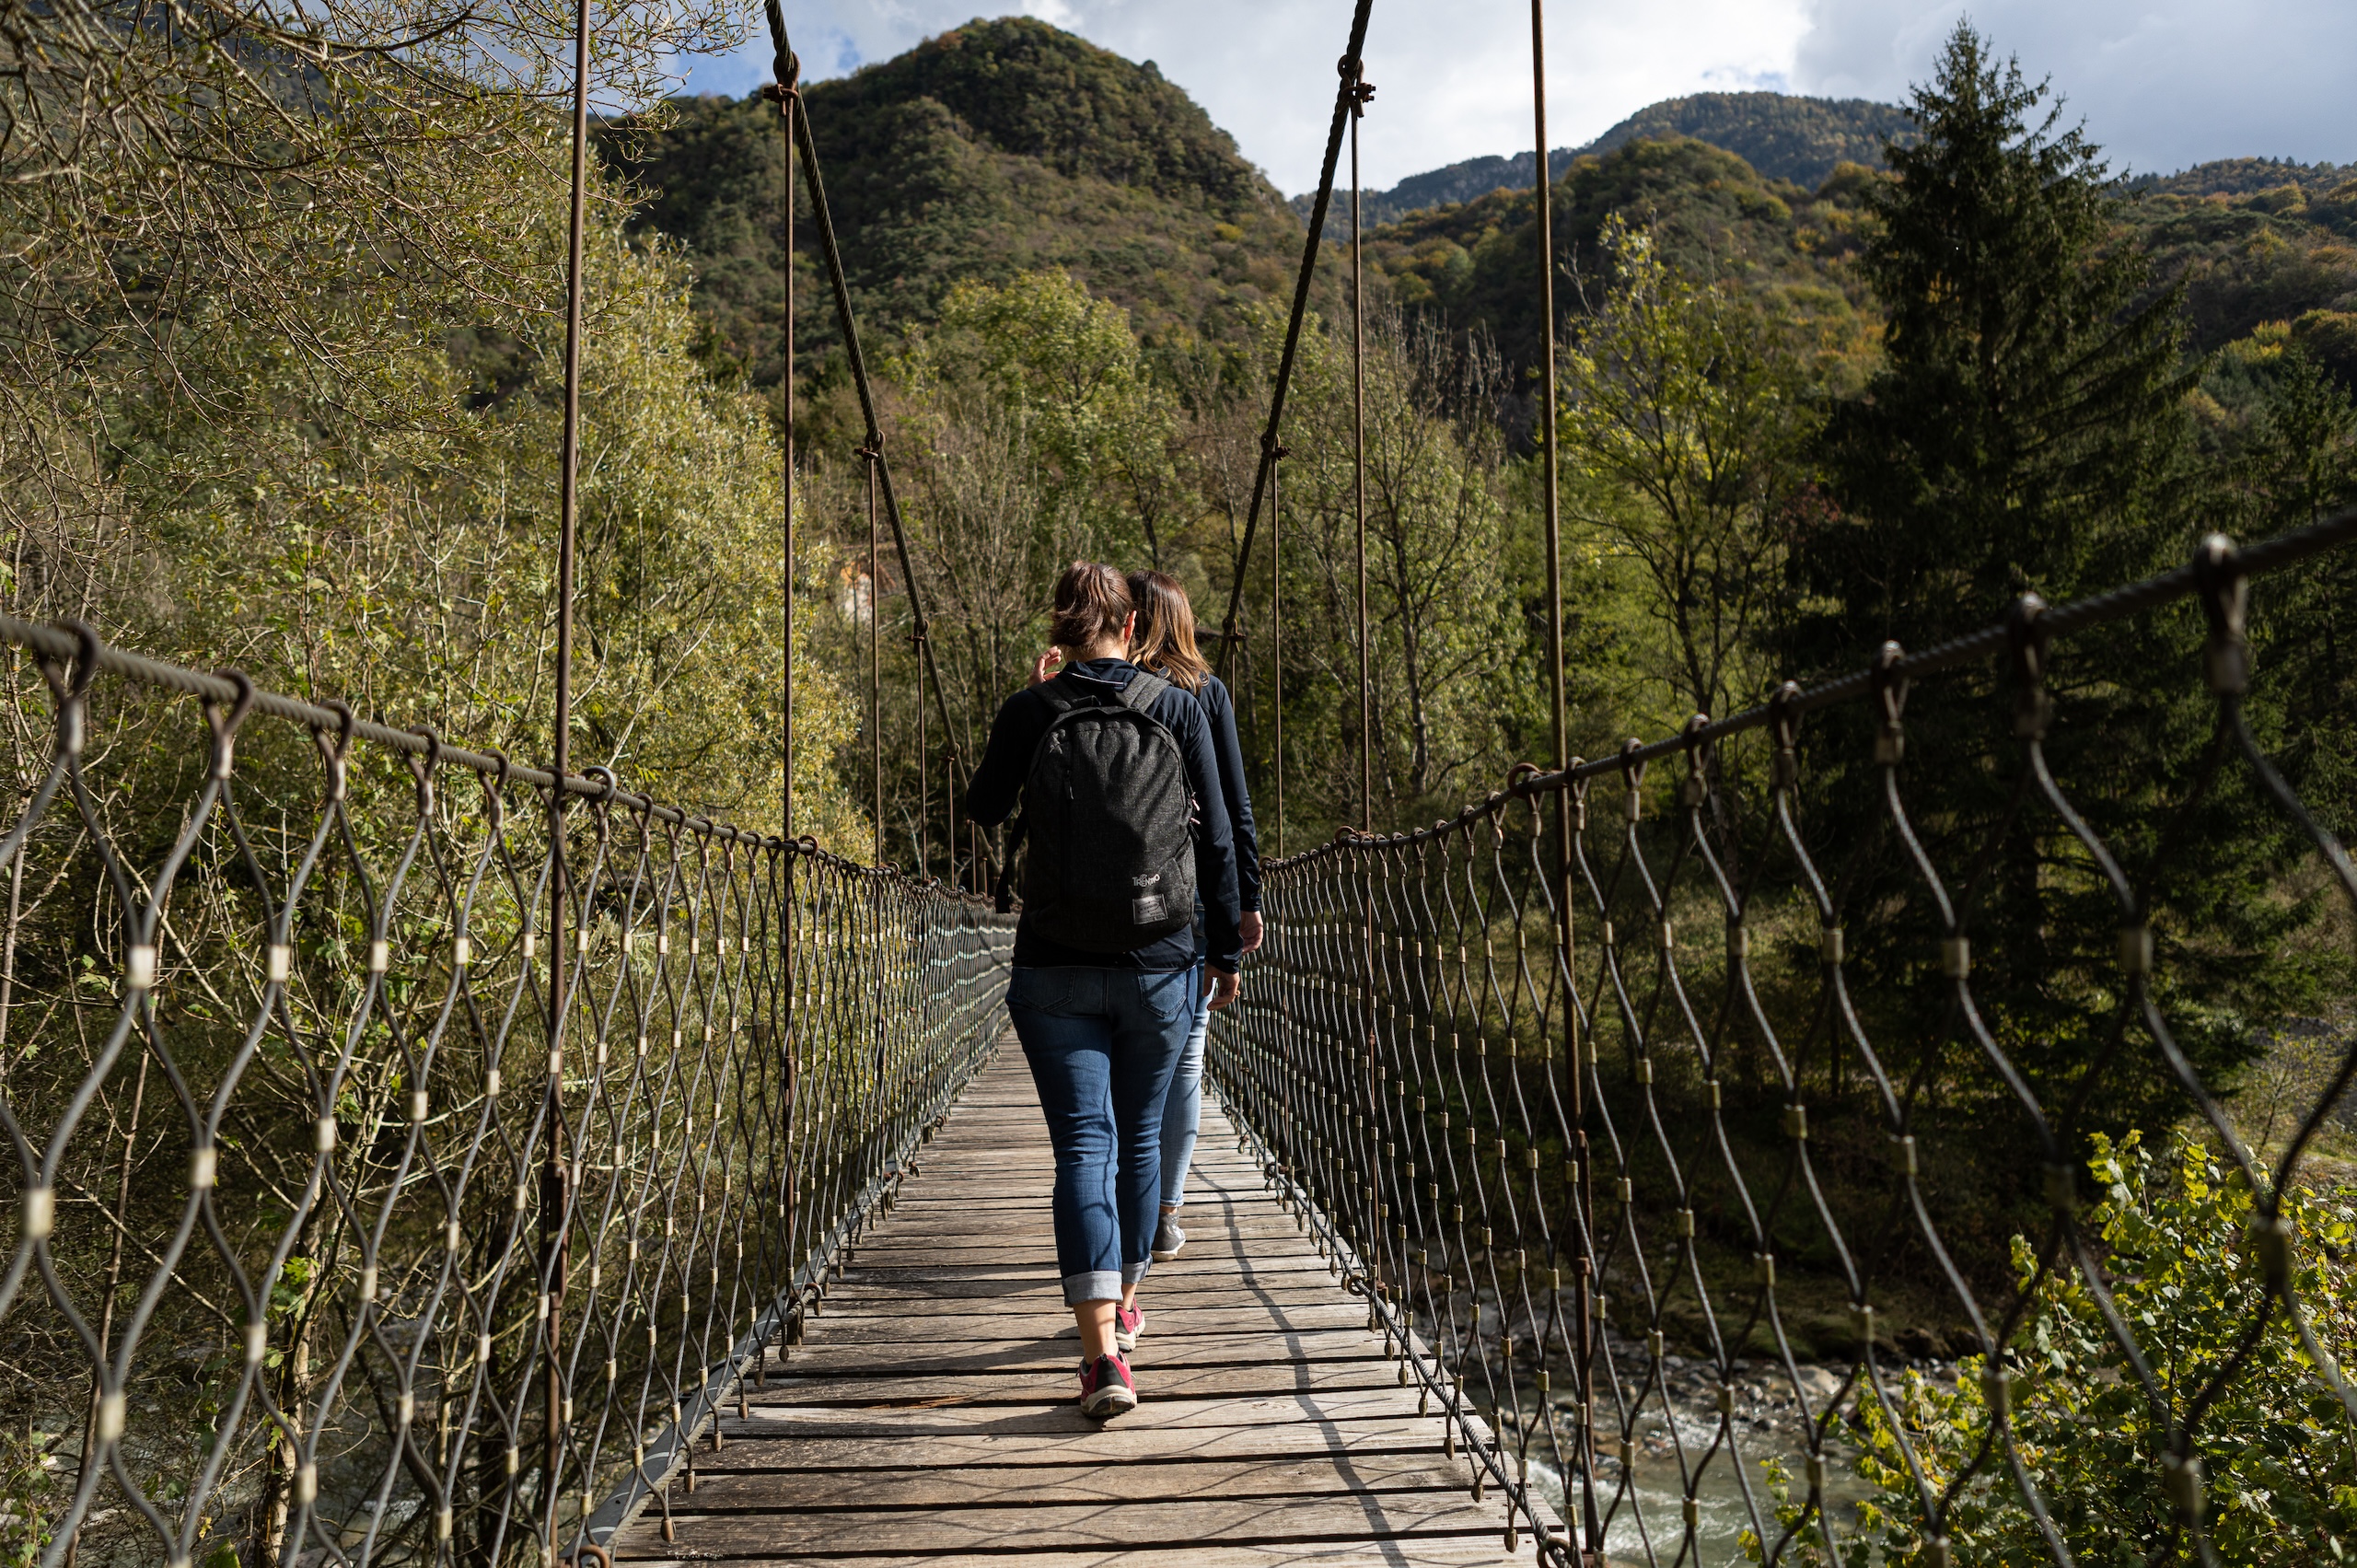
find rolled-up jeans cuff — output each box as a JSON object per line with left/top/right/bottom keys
{"left": 1063, "top": 1270, "right": 1122, "bottom": 1306}
{"left": 1123, "top": 1260, "right": 1152, "bottom": 1285}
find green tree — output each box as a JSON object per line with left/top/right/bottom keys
{"left": 1753, "top": 1132, "right": 2357, "bottom": 1566}
{"left": 2238, "top": 345, "right": 2357, "bottom": 837}
{"left": 1559, "top": 215, "right": 1820, "bottom": 739}
{"left": 1260, "top": 303, "right": 1521, "bottom": 834}
{"left": 895, "top": 269, "right": 1183, "bottom": 562}
{"left": 1800, "top": 22, "right": 2191, "bottom": 642}
{"left": 1776, "top": 24, "right": 2316, "bottom": 1163}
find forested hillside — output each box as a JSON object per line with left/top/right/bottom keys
{"left": 1304, "top": 90, "right": 1913, "bottom": 228}
{"left": 600, "top": 17, "right": 1320, "bottom": 390}
{"left": 1362, "top": 135, "right": 1884, "bottom": 381}
{"left": 1353, "top": 125, "right": 2357, "bottom": 407}
{"left": 1581, "top": 89, "right": 1914, "bottom": 186}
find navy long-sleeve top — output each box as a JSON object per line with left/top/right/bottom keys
{"left": 1187, "top": 673, "right": 1260, "bottom": 963}
{"left": 964, "top": 658, "right": 1244, "bottom": 972}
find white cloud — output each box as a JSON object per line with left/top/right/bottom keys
{"left": 1794, "top": 0, "right": 2357, "bottom": 174}
{"left": 675, "top": 1, "right": 2357, "bottom": 193}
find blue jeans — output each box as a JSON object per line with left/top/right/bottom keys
{"left": 1006, "top": 966, "right": 1196, "bottom": 1306}
{"left": 1158, "top": 971, "right": 1210, "bottom": 1209}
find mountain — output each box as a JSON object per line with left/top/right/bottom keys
{"left": 599, "top": 17, "right": 1311, "bottom": 387}
{"left": 1301, "top": 91, "right": 1915, "bottom": 228}
{"left": 1583, "top": 91, "right": 1914, "bottom": 189}
{"left": 605, "top": 19, "right": 2357, "bottom": 406}
{"left": 1335, "top": 150, "right": 1581, "bottom": 231}
{"left": 2130, "top": 157, "right": 2351, "bottom": 199}
{"left": 1361, "top": 134, "right": 1885, "bottom": 378}
{"left": 1357, "top": 128, "right": 2357, "bottom": 398}
{"left": 2125, "top": 172, "right": 2357, "bottom": 383}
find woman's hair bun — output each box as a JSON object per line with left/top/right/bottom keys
{"left": 1050, "top": 562, "right": 1132, "bottom": 651}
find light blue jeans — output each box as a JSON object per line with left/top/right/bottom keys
{"left": 1006, "top": 965, "right": 1195, "bottom": 1305}
{"left": 1157, "top": 969, "right": 1211, "bottom": 1210}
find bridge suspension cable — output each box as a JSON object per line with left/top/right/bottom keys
{"left": 763, "top": 0, "right": 970, "bottom": 886}
{"left": 1212, "top": 0, "right": 1376, "bottom": 692}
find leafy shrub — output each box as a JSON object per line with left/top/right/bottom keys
{"left": 1753, "top": 1132, "right": 2357, "bottom": 1565}
{"left": 0, "top": 1429, "right": 52, "bottom": 1568}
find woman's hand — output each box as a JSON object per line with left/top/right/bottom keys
{"left": 1238, "top": 912, "right": 1264, "bottom": 954}
{"left": 1028, "top": 646, "right": 1063, "bottom": 687}
{"left": 1205, "top": 966, "right": 1240, "bottom": 1011}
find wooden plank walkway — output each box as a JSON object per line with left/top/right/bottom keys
{"left": 612, "top": 1040, "right": 1558, "bottom": 1566}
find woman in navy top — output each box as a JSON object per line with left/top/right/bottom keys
{"left": 963, "top": 563, "right": 1243, "bottom": 1418}
{"left": 1124, "top": 571, "right": 1263, "bottom": 1266}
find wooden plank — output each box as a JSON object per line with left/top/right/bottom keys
{"left": 691, "top": 1423, "right": 1460, "bottom": 1473}
{"left": 667, "top": 1455, "right": 1472, "bottom": 1509}
{"left": 815, "top": 1283, "right": 1357, "bottom": 1301}
{"left": 841, "top": 1231, "right": 1320, "bottom": 1255}
{"left": 776, "top": 1329, "right": 1389, "bottom": 1375}
{"left": 751, "top": 1359, "right": 1411, "bottom": 1407}
{"left": 845, "top": 1225, "right": 1313, "bottom": 1247}
{"left": 837, "top": 1258, "right": 1334, "bottom": 1283}
{"left": 807, "top": 1295, "right": 1357, "bottom": 1321}
{"left": 714, "top": 1388, "right": 1439, "bottom": 1437}
{"left": 840, "top": 1239, "right": 1312, "bottom": 1261}
{"left": 853, "top": 1214, "right": 1301, "bottom": 1238}
{"left": 621, "top": 1548, "right": 1535, "bottom": 1568}
{"left": 623, "top": 1492, "right": 1523, "bottom": 1556}
{"left": 776, "top": 1304, "right": 1372, "bottom": 1342}
{"left": 802, "top": 1295, "right": 1359, "bottom": 1322}
{"left": 859, "top": 1208, "right": 1288, "bottom": 1227}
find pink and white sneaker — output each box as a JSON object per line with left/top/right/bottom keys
{"left": 1114, "top": 1302, "right": 1145, "bottom": 1353}
{"left": 1079, "top": 1353, "right": 1136, "bottom": 1419}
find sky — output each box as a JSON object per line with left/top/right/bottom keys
{"left": 680, "top": 0, "right": 2357, "bottom": 194}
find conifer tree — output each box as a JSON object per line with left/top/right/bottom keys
{"left": 1801, "top": 22, "right": 2191, "bottom": 645}
{"left": 1776, "top": 24, "right": 2321, "bottom": 1176}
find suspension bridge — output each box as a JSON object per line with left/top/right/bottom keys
{"left": 4, "top": 1, "right": 2354, "bottom": 1567}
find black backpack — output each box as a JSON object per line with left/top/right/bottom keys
{"left": 1006, "top": 670, "right": 1197, "bottom": 952}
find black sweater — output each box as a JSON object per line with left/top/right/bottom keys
{"left": 964, "top": 659, "right": 1244, "bottom": 971}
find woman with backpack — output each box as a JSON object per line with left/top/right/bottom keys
{"left": 1123, "top": 571, "right": 1262, "bottom": 1269}
{"left": 963, "top": 562, "right": 1245, "bottom": 1420}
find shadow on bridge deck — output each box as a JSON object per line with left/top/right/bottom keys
{"left": 610, "top": 1038, "right": 1560, "bottom": 1566}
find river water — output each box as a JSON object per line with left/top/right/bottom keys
{"left": 1492, "top": 1341, "right": 1945, "bottom": 1565}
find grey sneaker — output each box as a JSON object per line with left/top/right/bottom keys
{"left": 1151, "top": 1213, "right": 1186, "bottom": 1261}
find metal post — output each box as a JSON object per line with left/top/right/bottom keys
{"left": 865, "top": 449, "right": 883, "bottom": 867}
{"left": 1271, "top": 454, "right": 1284, "bottom": 859}
{"left": 916, "top": 641, "right": 927, "bottom": 875}
{"left": 761, "top": 7, "right": 803, "bottom": 1427}
{"left": 546, "top": 0, "right": 592, "bottom": 1541}
{"left": 1349, "top": 64, "right": 1372, "bottom": 836}
{"left": 1529, "top": 2, "right": 1595, "bottom": 1554}
{"left": 772, "top": 26, "right": 798, "bottom": 839}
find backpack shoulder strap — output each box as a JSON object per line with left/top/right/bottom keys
{"left": 1118, "top": 671, "right": 1171, "bottom": 714}
{"left": 1035, "top": 672, "right": 1086, "bottom": 715}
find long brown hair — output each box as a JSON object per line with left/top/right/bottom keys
{"left": 1126, "top": 570, "right": 1210, "bottom": 694}
{"left": 1051, "top": 561, "right": 1132, "bottom": 652}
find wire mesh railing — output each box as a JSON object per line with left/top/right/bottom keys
{"left": 0, "top": 616, "right": 1011, "bottom": 1568}
{"left": 1210, "top": 517, "right": 2357, "bottom": 1567}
